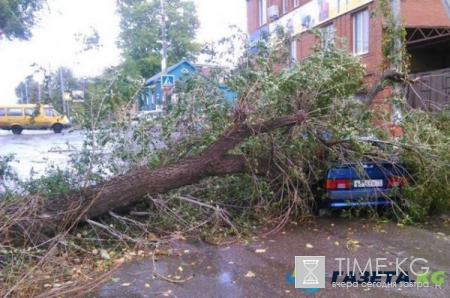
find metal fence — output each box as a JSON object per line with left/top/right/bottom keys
{"left": 406, "top": 68, "right": 450, "bottom": 112}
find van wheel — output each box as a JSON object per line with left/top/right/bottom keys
{"left": 53, "top": 123, "right": 63, "bottom": 133}
{"left": 11, "top": 126, "right": 23, "bottom": 135}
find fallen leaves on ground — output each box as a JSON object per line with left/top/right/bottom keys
{"left": 160, "top": 290, "right": 173, "bottom": 297}
{"left": 346, "top": 239, "right": 361, "bottom": 251}
{"left": 100, "top": 249, "right": 110, "bottom": 260}
{"left": 171, "top": 231, "right": 186, "bottom": 241}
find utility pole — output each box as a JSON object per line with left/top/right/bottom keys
{"left": 59, "top": 68, "right": 66, "bottom": 114}
{"left": 160, "top": 0, "right": 167, "bottom": 74}
{"left": 25, "top": 82, "right": 29, "bottom": 104}
{"left": 160, "top": 0, "right": 168, "bottom": 110}
{"left": 38, "top": 83, "right": 41, "bottom": 104}
{"left": 390, "top": 0, "right": 402, "bottom": 125}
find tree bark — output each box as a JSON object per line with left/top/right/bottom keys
{"left": 2, "top": 111, "right": 307, "bottom": 245}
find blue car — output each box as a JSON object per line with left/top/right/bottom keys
{"left": 322, "top": 161, "right": 406, "bottom": 208}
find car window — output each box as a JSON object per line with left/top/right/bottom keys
{"left": 24, "top": 108, "right": 38, "bottom": 116}
{"left": 44, "top": 108, "right": 54, "bottom": 117}
{"left": 7, "top": 108, "right": 23, "bottom": 116}
{"left": 0, "top": 108, "right": 5, "bottom": 116}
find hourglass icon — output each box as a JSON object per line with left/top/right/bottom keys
{"left": 302, "top": 259, "right": 319, "bottom": 284}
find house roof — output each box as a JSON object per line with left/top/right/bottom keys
{"left": 144, "top": 59, "right": 197, "bottom": 86}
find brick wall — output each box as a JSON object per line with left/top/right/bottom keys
{"left": 401, "top": 0, "right": 450, "bottom": 27}
{"left": 248, "top": 0, "right": 450, "bottom": 56}
{"left": 291, "top": 2, "right": 385, "bottom": 89}
{"left": 246, "top": 0, "right": 450, "bottom": 135}
{"left": 247, "top": 0, "right": 259, "bottom": 33}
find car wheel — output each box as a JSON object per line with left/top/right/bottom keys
{"left": 11, "top": 126, "right": 23, "bottom": 135}
{"left": 53, "top": 123, "right": 63, "bottom": 133}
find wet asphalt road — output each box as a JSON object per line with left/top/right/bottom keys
{"left": 0, "top": 129, "right": 85, "bottom": 179}
{"left": 90, "top": 217, "right": 450, "bottom": 298}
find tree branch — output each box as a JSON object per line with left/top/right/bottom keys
{"left": 362, "top": 70, "right": 404, "bottom": 111}
{"left": 1, "top": 111, "right": 308, "bottom": 245}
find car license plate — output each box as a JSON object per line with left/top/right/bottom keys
{"left": 354, "top": 180, "right": 383, "bottom": 188}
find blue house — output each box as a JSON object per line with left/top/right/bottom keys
{"left": 139, "top": 59, "right": 235, "bottom": 111}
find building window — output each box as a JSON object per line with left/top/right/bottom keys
{"left": 283, "top": 0, "right": 288, "bottom": 13}
{"left": 294, "top": 0, "right": 299, "bottom": 8}
{"left": 259, "top": 0, "right": 267, "bottom": 26}
{"left": 321, "top": 23, "right": 334, "bottom": 50}
{"left": 353, "top": 9, "right": 369, "bottom": 54}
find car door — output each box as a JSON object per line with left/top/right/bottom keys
{"left": 42, "top": 107, "right": 55, "bottom": 128}
{"left": 23, "top": 107, "right": 39, "bottom": 128}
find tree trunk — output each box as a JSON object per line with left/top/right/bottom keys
{"left": 2, "top": 112, "right": 307, "bottom": 246}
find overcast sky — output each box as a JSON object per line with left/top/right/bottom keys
{"left": 0, "top": 0, "right": 246, "bottom": 104}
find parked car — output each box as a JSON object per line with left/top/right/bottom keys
{"left": 318, "top": 138, "right": 407, "bottom": 209}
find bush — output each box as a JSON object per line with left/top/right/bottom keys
{"left": 399, "top": 108, "right": 450, "bottom": 220}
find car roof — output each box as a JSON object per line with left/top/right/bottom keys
{"left": 0, "top": 104, "right": 52, "bottom": 108}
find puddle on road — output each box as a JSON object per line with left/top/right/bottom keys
{"left": 89, "top": 239, "right": 247, "bottom": 298}
{"left": 0, "top": 131, "right": 85, "bottom": 180}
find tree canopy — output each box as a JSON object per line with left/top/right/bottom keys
{"left": 0, "top": 0, "right": 44, "bottom": 40}
{"left": 116, "top": 0, "right": 200, "bottom": 78}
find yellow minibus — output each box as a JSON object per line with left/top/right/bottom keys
{"left": 0, "top": 104, "right": 71, "bottom": 134}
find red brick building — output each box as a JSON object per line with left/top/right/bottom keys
{"left": 246, "top": 0, "right": 450, "bottom": 117}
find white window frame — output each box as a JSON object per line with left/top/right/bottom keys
{"left": 321, "top": 23, "right": 335, "bottom": 50}
{"left": 353, "top": 9, "right": 369, "bottom": 54}
{"left": 283, "top": 0, "right": 288, "bottom": 13}
{"left": 294, "top": 0, "right": 299, "bottom": 8}
{"left": 259, "top": 0, "right": 267, "bottom": 26}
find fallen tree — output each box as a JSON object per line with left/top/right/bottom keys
{"left": 1, "top": 31, "right": 412, "bottom": 246}
{"left": 3, "top": 113, "right": 307, "bottom": 245}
